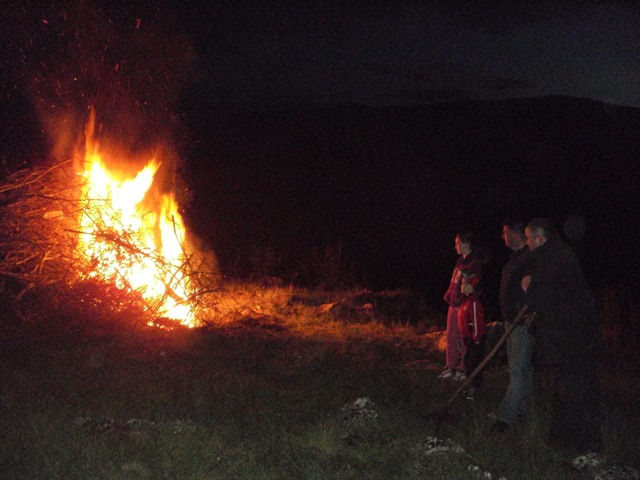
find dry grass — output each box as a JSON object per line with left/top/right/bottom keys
{"left": 1, "top": 160, "right": 639, "bottom": 478}
{"left": 1, "top": 280, "right": 640, "bottom": 479}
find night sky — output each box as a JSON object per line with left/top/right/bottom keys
{"left": 2, "top": 1, "right": 639, "bottom": 310}
{"left": 186, "top": 3, "right": 640, "bottom": 109}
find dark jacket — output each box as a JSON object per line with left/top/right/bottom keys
{"left": 499, "top": 245, "right": 530, "bottom": 323}
{"left": 524, "top": 236, "right": 600, "bottom": 364}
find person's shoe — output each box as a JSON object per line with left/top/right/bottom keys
{"left": 491, "top": 420, "right": 509, "bottom": 432}
{"left": 438, "top": 369, "right": 454, "bottom": 379}
{"left": 453, "top": 371, "right": 467, "bottom": 381}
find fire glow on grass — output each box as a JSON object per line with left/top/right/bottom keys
{"left": 77, "top": 114, "right": 197, "bottom": 327}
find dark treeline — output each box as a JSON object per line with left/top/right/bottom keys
{"left": 181, "top": 96, "right": 640, "bottom": 310}
{"left": 2, "top": 95, "right": 639, "bottom": 312}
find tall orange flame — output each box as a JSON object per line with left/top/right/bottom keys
{"left": 77, "top": 112, "right": 197, "bottom": 327}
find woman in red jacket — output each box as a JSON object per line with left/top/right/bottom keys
{"left": 440, "top": 231, "right": 488, "bottom": 395}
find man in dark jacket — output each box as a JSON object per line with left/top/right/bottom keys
{"left": 522, "top": 218, "right": 601, "bottom": 453}
{"left": 492, "top": 219, "right": 532, "bottom": 431}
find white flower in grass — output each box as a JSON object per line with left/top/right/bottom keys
{"left": 467, "top": 465, "right": 495, "bottom": 479}
{"left": 126, "top": 418, "right": 156, "bottom": 436}
{"left": 572, "top": 452, "right": 601, "bottom": 470}
{"left": 341, "top": 397, "right": 379, "bottom": 426}
{"left": 594, "top": 464, "right": 640, "bottom": 480}
{"left": 351, "top": 397, "right": 374, "bottom": 409}
{"left": 121, "top": 461, "right": 149, "bottom": 477}
{"left": 421, "top": 436, "right": 465, "bottom": 456}
{"left": 73, "top": 416, "right": 92, "bottom": 427}
{"left": 94, "top": 417, "right": 115, "bottom": 431}
{"left": 170, "top": 419, "right": 196, "bottom": 434}
{"left": 126, "top": 418, "right": 143, "bottom": 429}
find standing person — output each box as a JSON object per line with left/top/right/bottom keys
{"left": 522, "top": 218, "right": 601, "bottom": 453}
{"left": 491, "top": 219, "right": 532, "bottom": 431}
{"left": 440, "top": 232, "right": 488, "bottom": 391}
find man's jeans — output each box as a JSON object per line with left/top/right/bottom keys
{"left": 495, "top": 324, "right": 534, "bottom": 424}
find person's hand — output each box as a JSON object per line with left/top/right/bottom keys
{"left": 461, "top": 280, "right": 474, "bottom": 295}
{"left": 521, "top": 275, "right": 531, "bottom": 292}
{"left": 444, "top": 291, "right": 464, "bottom": 307}
{"left": 523, "top": 312, "right": 537, "bottom": 329}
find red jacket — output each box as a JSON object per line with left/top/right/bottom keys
{"left": 443, "top": 251, "right": 486, "bottom": 341}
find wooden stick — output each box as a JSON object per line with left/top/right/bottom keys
{"left": 445, "top": 304, "right": 529, "bottom": 408}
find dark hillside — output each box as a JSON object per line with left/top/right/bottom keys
{"left": 181, "top": 97, "right": 640, "bottom": 307}
{"left": 2, "top": 94, "right": 638, "bottom": 307}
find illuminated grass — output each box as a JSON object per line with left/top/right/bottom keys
{"left": 1, "top": 283, "right": 638, "bottom": 479}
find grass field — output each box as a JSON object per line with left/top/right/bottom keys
{"left": 1, "top": 282, "right": 639, "bottom": 479}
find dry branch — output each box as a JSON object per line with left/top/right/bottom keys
{"left": 0, "top": 160, "right": 219, "bottom": 324}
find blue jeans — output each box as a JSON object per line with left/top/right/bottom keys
{"left": 495, "top": 324, "right": 534, "bottom": 424}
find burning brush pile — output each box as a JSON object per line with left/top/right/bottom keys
{"left": 0, "top": 115, "right": 219, "bottom": 329}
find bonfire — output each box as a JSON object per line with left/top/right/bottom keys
{"left": 0, "top": 109, "right": 218, "bottom": 328}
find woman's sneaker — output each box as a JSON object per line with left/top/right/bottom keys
{"left": 438, "top": 369, "right": 454, "bottom": 379}
{"left": 453, "top": 371, "right": 467, "bottom": 381}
